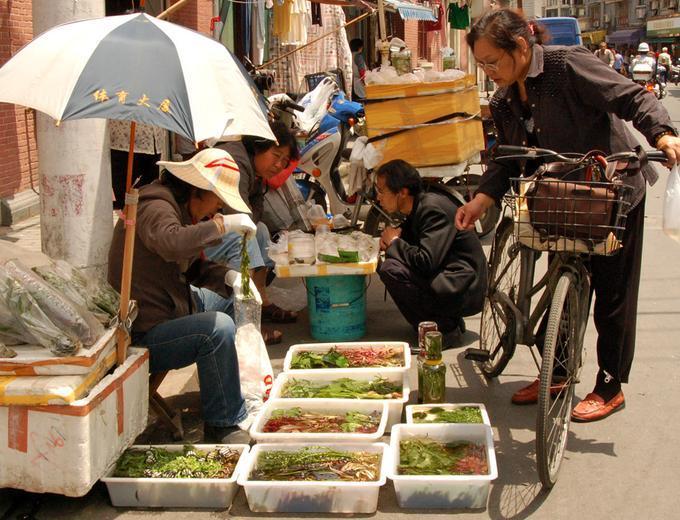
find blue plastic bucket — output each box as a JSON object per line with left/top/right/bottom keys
{"left": 306, "top": 275, "right": 367, "bottom": 341}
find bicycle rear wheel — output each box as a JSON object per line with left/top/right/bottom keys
{"left": 536, "top": 272, "right": 583, "bottom": 488}
{"left": 479, "top": 217, "right": 520, "bottom": 378}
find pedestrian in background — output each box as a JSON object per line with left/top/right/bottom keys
{"left": 594, "top": 41, "right": 614, "bottom": 67}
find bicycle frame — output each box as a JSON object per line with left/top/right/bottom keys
{"left": 492, "top": 245, "right": 591, "bottom": 367}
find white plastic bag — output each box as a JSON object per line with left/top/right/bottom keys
{"left": 663, "top": 165, "right": 680, "bottom": 241}
{"left": 233, "top": 297, "right": 274, "bottom": 428}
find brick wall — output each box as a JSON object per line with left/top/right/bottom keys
{"left": 0, "top": 0, "right": 38, "bottom": 198}
{"left": 167, "top": 0, "right": 213, "bottom": 35}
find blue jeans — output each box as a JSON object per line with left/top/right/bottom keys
{"left": 135, "top": 287, "right": 246, "bottom": 427}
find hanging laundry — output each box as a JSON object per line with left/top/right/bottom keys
{"left": 424, "top": 2, "right": 444, "bottom": 32}
{"left": 252, "top": 0, "right": 269, "bottom": 65}
{"left": 311, "top": 1, "right": 322, "bottom": 26}
{"left": 272, "top": 0, "right": 293, "bottom": 39}
{"left": 448, "top": 1, "right": 470, "bottom": 30}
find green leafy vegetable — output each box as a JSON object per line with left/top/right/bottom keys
{"left": 263, "top": 407, "right": 381, "bottom": 433}
{"left": 290, "top": 346, "right": 403, "bottom": 369}
{"left": 114, "top": 445, "right": 240, "bottom": 479}
{"left": 281, "top": 377, "right": 402, "bottom": 399}
{"left": 241, "top": 235, "right": 252, "bottom": 299}
{"left": 251, "top": 446, "right": 381, "bottom": 481}
{"left": 398, "top": 438, "right": 488, "bottom": 476}
{"left": 412, "top": 406, "right": 483, "bottom": 424}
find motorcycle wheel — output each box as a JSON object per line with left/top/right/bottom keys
{"left": 363, "top": 206, "right": 390, "bottom": 237}
{"left": 445, "top": 174, "right": 500, "bottom": 238}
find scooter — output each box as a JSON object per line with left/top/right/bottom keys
{"left": 631, "top": 62, "right": 665, "bottom": 99}
{"left": 670, "top": 60, "right": 680, "bottom": 86}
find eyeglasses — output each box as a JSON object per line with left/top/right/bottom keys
{"left": 475, "top": 52, "right": 507, "bottom": 73}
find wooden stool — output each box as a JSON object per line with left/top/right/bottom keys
{"left": 149, "top": 371, "right": 184, "bottom": 440}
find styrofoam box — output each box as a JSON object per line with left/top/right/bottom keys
{"left": 269, "top": 369, "right": 410, "bottom": 431}
{"left": 0, "top": 348, "right": 149, "bottom": 497}
{"left": 405, "top": 403, "right": 491, "bottom": 427}
{"left": 250, "top": 399, "right": 389, "bottom": 443}
{"left": 102, "top": 444, "right": 250, "bottom": 509}
{"left": 283, "top": 341, "right": 412, "bottom": 373}
{"left": 237, "top": 442, "right": 390, "bottom": 513}
{"left": 389, "top": 423, "right": 498, "bottom": 509}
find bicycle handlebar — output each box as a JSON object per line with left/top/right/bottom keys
{"left": 493, "top": 145, "right": 668, "bottom": 164}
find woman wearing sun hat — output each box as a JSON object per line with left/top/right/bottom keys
{"left": 108, "top": 147, "right": 257, "bottom": 444}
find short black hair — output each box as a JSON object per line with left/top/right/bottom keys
{"left": 376, "top": 159, "right": 422, "bottom": 196}
{"left": 242, "top": 120, "right": 299, "bottom": 160}
{"left": 350, "top": 38, "right": 364, "bottom": 53}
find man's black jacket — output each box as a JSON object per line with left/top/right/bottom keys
{"left": 385, "top": 191, "right": 488, "bottom": 316}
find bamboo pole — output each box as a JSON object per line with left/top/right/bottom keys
{"left": 157, "top": 0, "right": 192, "bottom": 21}
{"left": 258, "top": 10, "right": 374, "bottom": 70}
{"left": 116, "top": 188, "right": 138, "bottom": 365}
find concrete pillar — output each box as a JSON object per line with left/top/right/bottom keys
{"left": 32, "top": 0, "right": 112, "bottom": 278}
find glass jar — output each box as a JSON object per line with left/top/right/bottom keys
{"left": 420, "top": 361, "right": 446, "bottom": 404}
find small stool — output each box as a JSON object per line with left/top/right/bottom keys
{"left": 149, "top": 371, "right": 184, "bottom": 440}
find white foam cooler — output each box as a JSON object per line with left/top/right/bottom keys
{"left": 0, "top": 348, "right": 149, "bottom": 496}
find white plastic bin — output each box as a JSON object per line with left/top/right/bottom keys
{"left": 283, "top": 341, "right": 411, "bottom": 373}
{"left": 250, "top": 399, "right": 389, "bottom": 443}
{"left": 389, "top": 423, "right": 497, "bottom": 509}
{"left": 269, "top": 369, "right": 410, "bottom": 431}
{"left": 405, "top": 403, "right": 491, "bottom": 427}
{"left": 101, "top": 444, "right": 250, "bottom": 509}
{"left": 238, "top": 442, "right": 389, "bottom": 513}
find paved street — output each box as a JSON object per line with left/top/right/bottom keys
{"left": 1, "top": 85, "right": 679, "bottom": 520}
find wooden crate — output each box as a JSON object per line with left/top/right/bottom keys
{"left": 370, "top": 118, "right": 484, "bottom": 169}
{"left": 364, "top": 87, "right": 480, "bottom": 139}
{"left": 364, "top": 75, "right": 483, "bottom": 167}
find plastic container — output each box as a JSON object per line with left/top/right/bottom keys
{"left": 250, "top": 399, "right": 389, "bottom": 443}
{"left": 283, "top": 341, "right": 411, "bottom": 373}
{"left": 101, "top": 444, "right": 250, "bottom": 509}
{"left": 306, "top": 274, "right": 367, "bottom": 341}
{"left": 238, "top": 442, "right": 389, "bottom": 513}
{"left": 405, "top": 403, "right": 491, "bottom": 427}
{"left": 389, "top": 424, "right": 497, "bottom": 509}
{"left": 269, "top": 369, "right": 409, "bottom": 431}
{"left": 288, "top": 234, "right": 316, "bottom": 265}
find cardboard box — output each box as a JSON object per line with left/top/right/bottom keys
{"left": 0, "top": 348, "right": 149, "bottom": 496}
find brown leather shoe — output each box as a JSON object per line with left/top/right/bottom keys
{"left": 571, "top": 391, "right": 625, "bottom": 422}
{"left": 511, "top": 379, "right": 568, "bottom": 405}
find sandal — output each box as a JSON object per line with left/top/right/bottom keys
{"left": 262, "top": 327, "right": 283, "bottom": 346}
{"left": 262, "top": 303, "right": 298, "bottom": 324}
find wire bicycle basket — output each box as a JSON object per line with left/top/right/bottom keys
{"left": 509, "top": 176, "right": 633, "bottom": 256}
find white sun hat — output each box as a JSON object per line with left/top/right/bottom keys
{"left": 157, "top": 148, "right": 251, "bottom": 214}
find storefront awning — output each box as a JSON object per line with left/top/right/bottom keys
{"left": 647, "top": 16, "right": 680, "bottom": 38}
{"left": 606, "top": 28, "right": 645, "bottom": 45}
{"left": 384, "top": 0, "right": 437, "bottom": 22}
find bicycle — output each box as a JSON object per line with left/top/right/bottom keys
{"left": 465, "top": 145, "right": 667, "bottom": 488}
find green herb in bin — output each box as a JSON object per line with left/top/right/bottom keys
{"left": 398, "top": 438, "right": 488, "bottom": 476}
{"left": 281, "top": 377, "right": 403, "bottom": 399}
{"left": 412, "top": 406, "right": 483, "bottom": 424}
{"left": 113, "top": 445, "right": 240, "bottom": 479}
{"left": 251, "top": 446, "right": 381, "bottom": 481}
{"left": 240, "top": 234, "right": 251, "bottom": 299}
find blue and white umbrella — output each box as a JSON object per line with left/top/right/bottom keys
{"left": 0, "top": 12, "right": 274, "bottom": 144}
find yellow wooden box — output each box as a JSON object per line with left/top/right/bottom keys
{"left": 364, "top": 75, "right": 484, "bottom": 167}
{"left": 371, "top": 118, "right": 484, "bottom": 168}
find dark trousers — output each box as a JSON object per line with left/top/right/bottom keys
{"left": 589, "top": 196, "right": 645, "bottom": 383}
{"left": 378, "top": 258, "right": 462, "bottom": 333}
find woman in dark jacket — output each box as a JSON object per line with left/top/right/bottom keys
{"left": 456, "top": 9, "right": 680, "bottom": 422}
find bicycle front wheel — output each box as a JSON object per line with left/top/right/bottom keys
{"left": 479, "top": 217, "right": 520, "bottom": 378}
{"left": 536, "top": 272, "right": 583, "bottom": 489}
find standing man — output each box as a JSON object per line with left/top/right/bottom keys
{"left": 376, "top": 160, "right": 487, "bottom": 345}
{"left": 658, "top": 47, "right": 672, "bottom": 83}
{"left": 614, "top": 48, "right": 625, "bottom": 75}
{"left": 594, "top": 41, "right": 615, "bottom": 68}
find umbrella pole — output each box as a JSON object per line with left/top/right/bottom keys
{"left": 116, "top": 123, "right": 138, "bottom": 365}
